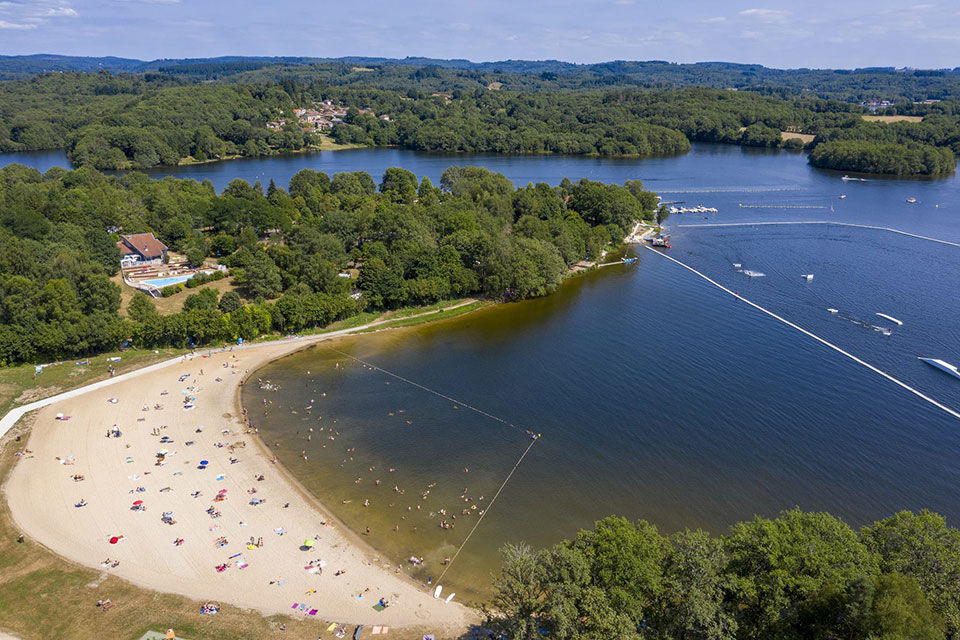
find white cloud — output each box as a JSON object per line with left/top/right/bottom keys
{"left": 738, "top": 8, "right": 790, "bottom": 23}
{"left": 703, "top": 16, "right": 727, "bottom": 23}
{"left": 0, "top": 19, "right": 36, "bottom": 29}
{"left": 46, "top": 7, "right": 78, "bottom": 17}
{"left": 116, "top": 0, "right": 182, "bottom": 3}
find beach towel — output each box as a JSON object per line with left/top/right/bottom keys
{"left": 373, "top": 604, "right": 386, "bottom": 611}
{"left": 372, "top": 627, "right": 381, "bottom": 635}
{"left": 327, "top": 623, "right": 338, "bottom": 632}
{"left": 309, "top": 609, "right": 318, "bottom": 616}
{"left": 291, "top": 603, "right": 299, "bottom": 609}
{"left": 216, "top": 474, "right": 225, "bottom": 481}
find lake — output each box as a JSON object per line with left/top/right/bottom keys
{"left": 5, "top": 144, "right": 960, "bottom": 601}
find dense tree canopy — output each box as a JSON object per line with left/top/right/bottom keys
{"left": 489, "top": 509, "right": 957, "bottom": 640}
{"left": 2, "top": 69, "right": 958, "bottom": 175}
{"left": 0, "top": 162, "right": 658, "bottom": 366}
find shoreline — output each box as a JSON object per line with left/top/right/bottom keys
{"left": 2, "top": 313, "right": 483, "bottom": 635}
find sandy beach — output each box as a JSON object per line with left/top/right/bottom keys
{"left": 3, "top": 335, "right": 475, "bottom": 636}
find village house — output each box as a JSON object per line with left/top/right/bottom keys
{"left": 116, "top": 232, "right": 168, "bottom": 266}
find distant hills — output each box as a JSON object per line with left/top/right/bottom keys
{"left": 3, "top": 53, "right": 959, "bottom": 78}
{"left": 3, "top": 54, "right": 960, "bottom": 102}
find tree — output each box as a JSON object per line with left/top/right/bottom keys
{"left": 182, "top": 287, "right": 219, "bottom": 312}
{"left": 861, "top": 511, "right": 960, "bottom": 636}
{"left": 218, "top": 290, "right": 242, "bottom": 314}
{"left": 655, "top": 530, "right": 736, "bottom": 640}
{"left": 863, "top": 573, "right": 944, "bottom": 640}
{"left": 185, "top": 247, "right": 206, "bottom": 267}
{"left": 724, "top": 509, "right": 878, "bottom": 638}
{"left": 489, "top": 543, "right": 548, "bottom": 640}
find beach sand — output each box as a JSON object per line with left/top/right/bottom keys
{"left": 4, "top": 338, "right": 475, "bottom": 636}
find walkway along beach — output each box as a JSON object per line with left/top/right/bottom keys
{"left": 1, "top": 312, "right": 480, "bottom": 636}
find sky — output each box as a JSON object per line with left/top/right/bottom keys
{"left": 1, "top": 0, "right": 959, "bottom": 69}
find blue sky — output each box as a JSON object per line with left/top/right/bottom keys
{"left": 1, "top": 0, "right": 958, "bottom": 69}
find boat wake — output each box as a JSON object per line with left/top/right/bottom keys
{"left": 737, "top": 269, "right": 766, "bottom": 277}
{"left": 828, "top": 309, "right": 894, "bottom": 336}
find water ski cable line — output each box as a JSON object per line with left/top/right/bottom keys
{"left": 435, "top": 436, "right": 539, "bottom": 584}
{"left": 673, "top": 221, "right": 960, "bottom": 249}
{"left": 327, "top": 347, "right": 536, "bottom": 438}
{"left": 642, "top": 245, "right": 960, "bottom": 422}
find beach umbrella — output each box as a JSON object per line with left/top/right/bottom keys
{"left": 303, "top": 539, "right": 316, "bottom": 548}
{"left": 133, "top": 500, "right": 143, "bottom": 506}
{"left": 109, "top": 536, "right": 122, "bottom": 544}
{"left": 200, "top": 460, "right": 209, "bottom": 466}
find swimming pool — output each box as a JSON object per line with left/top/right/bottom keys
{"left": 140, "top": 274, "right": 195, "bottom": 288}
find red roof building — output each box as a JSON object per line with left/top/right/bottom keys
{"left": 117, "top": 233, "right": 168, "bottom": 263}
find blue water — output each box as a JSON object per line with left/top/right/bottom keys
{"left": 140, "top": 275, "right": 195, "bottom": 288}
{"left": 6, "top": 144, "right": 960, "bottom": 599}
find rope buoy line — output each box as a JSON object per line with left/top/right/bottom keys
{"left": 326, "top": 346, "right": 541, "bottom": 582}
{"left": 327, "top": 347, "right": 535, "bottom": 438}
{"left": 642, "top": 245, "right": 960, "bottom": 421}
{"left": 656, "top": 187, "right": 806, "bottom": 194}
{"left": 674, "top": 221, "right": 960, "bottom": 249}
{"left": 436, "top": 436, "right": 539, "bottom": 584}
{"left": 737, "top": 204, "right": 832, "bottom": 209}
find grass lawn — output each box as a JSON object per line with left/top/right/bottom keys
{"left": 861, "top": 115, "right": 923, "bottom": 123}
{"left": 351, "top": 301, "right": 487, "bottom": 333}
{"left": 780, "top": 131, "right": 815, "bottom": 143}
{"left": 0, "top": 348, "right": 181, "bottom": 418}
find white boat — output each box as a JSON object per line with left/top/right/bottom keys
{"left": 827, "top": 308, "right": 838, "bottom": 313}
{"left": 444, "top": 593, "right": 456, "bottom": 604}
{"left": 875, "top": 313, "right": 903, "bottom": 326}
{"left": 919, "top": 358, "right": 960, "bottom": 380}
{"left": 732, "top": 263, "right": 741, "bottom": 268}
{"left": 802, "top": 274, "right": 814, "bottom": 281}
{"left": 839, "top": 194, "right": 846, "bottom": 199}
{"left": 433, "top": 585, "right": 442, "bottom": 599}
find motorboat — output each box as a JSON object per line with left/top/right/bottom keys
{"left": 919, "top": 357, "right": 960, "bottom": 380}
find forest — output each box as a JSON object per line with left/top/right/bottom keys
{"left": 488, "top": 509, "right": 960, "bottom": 640}
{"left": 0, "top": 162, "right": 659, "bottom": 367}
{"left": 1, "top": 70, "right": 958, "bottom": 175}
{"left": 2, "top": 65, "right": 960, "bottom": 174}
{"left": 5, "top": 55, "right": 960, "bottom": 102}
{"left": 809, "top": 140, "right": 956, "bottom": 175}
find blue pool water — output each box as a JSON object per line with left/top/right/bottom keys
{"left": 141, "top": 275, "right": 194, "bottom": 288}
